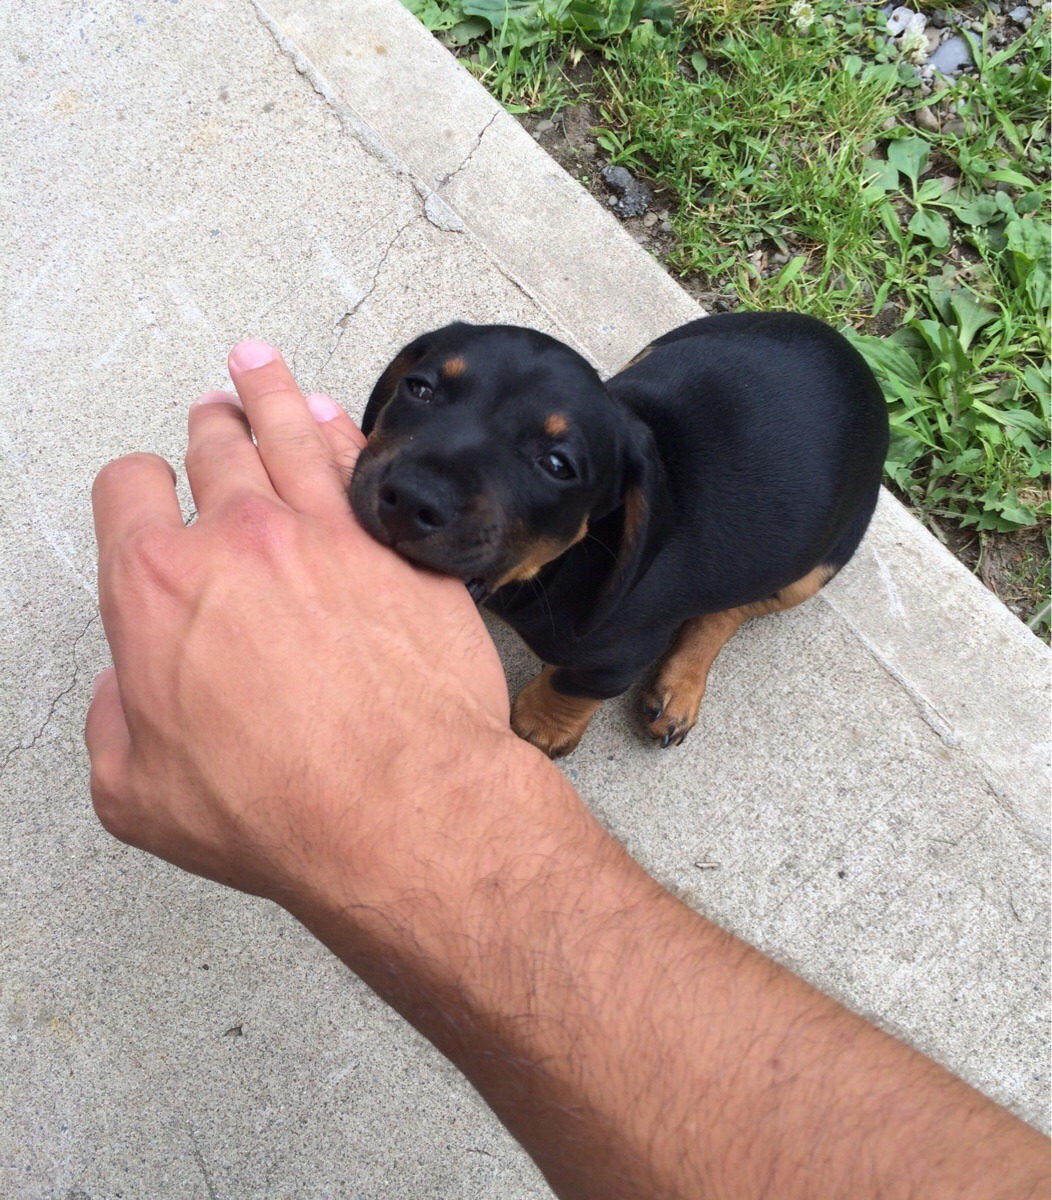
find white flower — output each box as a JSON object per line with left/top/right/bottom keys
{"left": 789, "top": 1, "right": 814, "bottom": 32}
{"left": 899, "top": 15, "right": 929, "bottom": 63}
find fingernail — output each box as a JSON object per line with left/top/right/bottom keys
{"left": 229, "top": 340, "right": 276, "bottom": 372}
{"left": 193, "top": 390, "right": 243, "bottom": 408}
{"left": 91, "top": 669, "right": 112, "bottom": 698}
{"left": 307, "top": 392, "right": 341, "bottom": 423}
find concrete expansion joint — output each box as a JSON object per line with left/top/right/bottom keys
{"left": 250, "top": 0, "right": 405, "bottom": 175}
{"left": 0, "top": 610, "right": 97, "bottom": 780}
{"left": 822, "top": 593, "right": 1045, "bottom": 845}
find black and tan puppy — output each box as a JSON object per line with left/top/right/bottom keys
{"left": 351, "top": 312, "right": 888, "bottom": 758}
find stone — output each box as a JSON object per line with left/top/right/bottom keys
{"left": 930, "top": 34, "right": 975, "bottom": 75}
{"left": 599, "top": 164, "right": 653, "bottom": 218}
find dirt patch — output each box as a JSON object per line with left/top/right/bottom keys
{"left": 933, "top": 519, "right": 1050, "bottom": 635}
{"left": 517, "top": 107, "right": 684, "bottom": 278}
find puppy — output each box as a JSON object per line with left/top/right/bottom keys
{"left": 351, "top": 313, "right": 889, "bottom": 758}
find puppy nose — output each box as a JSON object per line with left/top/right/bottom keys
{"left": 377, "top": 469, "right": 458, "bottom": 543}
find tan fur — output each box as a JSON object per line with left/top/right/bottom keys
{"left": 494, "top": 518, "right": 588, "bottom": 589}
{"left": 623, "top": 485, "right": 646, "bottom": 546}
{"left": 442, "top": 355, "right": 467, "bottom": 378}
{"left": 544, "top": 412, "right": 569, "bottom": 437}
{"left": 644, "top": 564, "right": 835, "bottom": 745}
{"left": 512, "top": 666, "right": 604, "bottom": 759}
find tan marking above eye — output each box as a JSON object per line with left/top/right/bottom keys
{"left": 544, "top": 413, "right": 569, "bottom": 437}
{"left": 441, "top": 356, "right": 467, "bottom": 378}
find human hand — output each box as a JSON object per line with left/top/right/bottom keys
{"left": 86, "top": 341, "right": 556, "bottom": 926}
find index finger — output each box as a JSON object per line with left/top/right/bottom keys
{"left": 92, "top": 453, "right": 184, "bottom": 564}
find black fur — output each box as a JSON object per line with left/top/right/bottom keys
{"left": 351, "top": 312, "right": 888, "bottom": 705}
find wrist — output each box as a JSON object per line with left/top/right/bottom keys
{"left": 283, "top": 727, "right": 606, "bottom": 972}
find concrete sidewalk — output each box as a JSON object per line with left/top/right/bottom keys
{"left": 2, "top": 1, "right": 1048, "bottom": 1196}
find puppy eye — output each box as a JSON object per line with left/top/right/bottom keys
{"left": 406, "top": 377, "right": 434, "bottom": 402}
{"left": 538, "top": 452, "right": 575, "bottom": 481}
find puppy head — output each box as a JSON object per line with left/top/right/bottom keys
{"left": 351, "top": 322, "right": 664, "bottom": 612}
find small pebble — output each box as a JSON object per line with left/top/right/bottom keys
{"left": 535, "top": 118, "right": 555, "bottom": 135}
{"left": 643, "top": 212, "right": 658, "bottom": 227}
{"left": 886, "top": 6, "right": 921, "bottom": 36}
{"left": 915, "top": 105, "right": 940, "bottom": 132}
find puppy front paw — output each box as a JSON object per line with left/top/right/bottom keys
{"left": 511, "top": 667, "right": 602, "bottom": 759}
{"left": 642, "top": 684, "right": 701, "bottom": 749}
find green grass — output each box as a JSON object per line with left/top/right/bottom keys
{"left": 402, "top": 0, "right": 1051, "bottom": 620}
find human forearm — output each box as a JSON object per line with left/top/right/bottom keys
{"left": 290, "top": 742, "right": 1048, "bottom": 1200}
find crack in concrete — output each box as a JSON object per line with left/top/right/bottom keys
{"left": 436, "top": 109, "right": 500, "bottom": 190}
{"left": 0, "top": 612, "right": 98, "bottom": 780}
{"left": 249, "top": 2, "right": 589, "bottom": 366}
{"left": 191, "top": 1143, "right": 218, "bottom": 1200}
{"left": 312, "top": 215, "right": 417, "bottom": 385}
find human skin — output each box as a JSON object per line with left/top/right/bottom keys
{"left": 86, "top": 340, "right": 1050, "bottom": 1200}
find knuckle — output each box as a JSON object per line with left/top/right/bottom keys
{"left": 116, "top": 525, "right": 181, "bottom": 590}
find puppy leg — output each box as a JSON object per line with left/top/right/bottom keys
{"left": 644, "top": 564, "right": 835, "bottom": 747}
{"left": 643, "top": 611, "right": 746, "bottom": 747}
{"left": 512, "top": 667, "right": 604, "bottom": 760}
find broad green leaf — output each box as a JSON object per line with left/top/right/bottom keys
{"left": 462, "top": 0, "right": 540, "bottom": 31}
{"left": 444, "top": 16, "right": 490, "bottom": 43}
{"left": 947, "top": 193, "right": 1001, "bottom": 227}
{"left": 970, "top": 401, "right": 1048, "bottom": 437}
{"left": 916, "top": 178, "right": 943, "bottom": 203}
{"left": 403, "top": 0, "right": 464, "bottom": 30}
{"left": 605, "top": 0, "right": 642, "bottom": 35}
{"left": 1005, "top": 216, "right": 1052, "bottom": 263}
{"left": 863, "top": 157, "right": 899, "bottom": 194}
{"left": 887, "top": 135, "right": 930, "bottom": 190}
{"left": 949, "top": 290, "right": 998, "bottom": 351}
{"left": 908, "top": 208, "right": 950, "bottom": 249}
{"left": 987, "top": 168, "right": 1034, "bottom": 188}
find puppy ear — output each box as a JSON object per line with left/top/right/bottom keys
{"left": 361, "top": 335, "right": 431, "bottom": 435}
{"left": 576, "top": 421, "right": 669, "bottom": 639}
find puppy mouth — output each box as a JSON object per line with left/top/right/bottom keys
{"left": 350, "top": 453, "right": 504, "bottom": 599}
{"left": 465, "top": 577, "right": 492, "bottom": 604}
